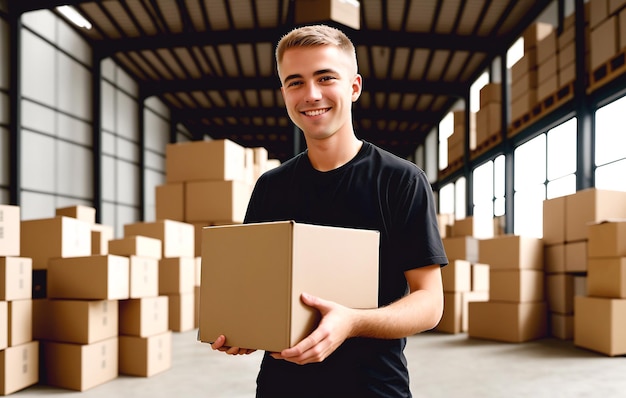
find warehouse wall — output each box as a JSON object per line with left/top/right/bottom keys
{"left": 0, "top": 9, "right": 172, "bottom": 238}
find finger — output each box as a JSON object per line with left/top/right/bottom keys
{"left": 210, "top": 335, "right": 226, "bottom": 350}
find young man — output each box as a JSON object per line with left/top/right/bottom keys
{"left": 211, "top": 24, "right": 448, "bottom": 397}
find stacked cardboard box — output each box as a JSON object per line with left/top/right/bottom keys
{"left": 437, "top": 218, "right": 490, "bottom": 334}
{"left": 475, "top": 83, "right": 502, "bottom": 146}
{"left": 543, "top": 188, "right": 626, "bottom": 340}
{"left": 447, "top": 110, "right": 476, "bottom": 166}
{"left": 124, "top": 220, "right": 196, "bottom": 333}
{"left": 574, "top": 219, "right": 626, "bottom": 356}
{"left": 468, "top": 235, "right": 547, "bottom": 343}
{"left": 589, "top": 0, "right": 625, "bottom": 77}
{"left": 510, "top": 22, "right": 553, "bottom": 122}
{"left": 108, "top": 235, "right": 172, "bottom": 377}
{"left": 0, "top": 205, "right": 39, "bottom": 395}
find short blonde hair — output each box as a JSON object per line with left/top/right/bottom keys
{"left": 276, "top": 24, "right": 358, "bottom": 75}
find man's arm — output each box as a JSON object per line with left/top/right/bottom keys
{"left": 272, "top": 264, "right": 444, "bottom": 365}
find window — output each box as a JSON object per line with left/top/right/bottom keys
{"left": 438, "top": 112, "right": 454, "bottom": 170}
{"left": 595, "top": 95, "right": 626, "bottom": 192}
{"left": 546, "top": 118, "right": 577, "bottom": 199}
{"left": 514, "top": 134, "right": 546, "bottom": 238}
{"left": 472, "top": 155, "right": 506, "bottom": 237}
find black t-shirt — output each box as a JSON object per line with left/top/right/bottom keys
{"left": 245, "top": 141, "right": 448, "bottom": 398}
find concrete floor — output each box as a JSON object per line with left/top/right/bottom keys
{"left": 13, "top": 329, "right": 626, "bottom": 397}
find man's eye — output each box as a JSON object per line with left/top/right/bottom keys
{"left": 320, "top": 76, "right": 335, "bottom": 82}
{"left": 287, "top": 81, "right": 302, "bottom": 88}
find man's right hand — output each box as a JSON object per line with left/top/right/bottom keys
{"left": 211, "top": 335, "right": 256, "bottom": 355}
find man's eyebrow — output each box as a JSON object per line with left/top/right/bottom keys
{"left": 282, "top": 69, "right": 338, "bottom": 85}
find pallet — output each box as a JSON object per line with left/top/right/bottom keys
{"left": 587, "top": 48, "right": 626, "bottom": 94}
{"left": 470, "top": 132, "right": 502, "bottom": 160}
{"left": 508, "top": 80, "right": 575, "bottom": 138}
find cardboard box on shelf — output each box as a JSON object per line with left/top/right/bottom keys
{"left": 0, "top": 340, "right": 39, "bottom": 395}
{"left": 198, "top": 221, "right": 380, "bottom": 352}
{"left": 587, "top": 220, "right": 626, "bottom": 258}
{"left": 48, "top": 255, "right": 130, "bottom": 300}
{"left": 0, "top": 205, "right": 20, "bottom": 257}
{"left": 523, "top": 22, "right": 554, "bottom": 51}
{"left": 590, "top": 15, "right": 619, "bottom": 71}
{"left": 479, "top": 83, "right": 501, "bottom": 108}
{"left": 40, "top": 337, "right": 118, "bottom": 391}
{"left": 478, "top": 235, "right": 544, "bottom": 270}
{"left": 574, "top": 295, "right": 626, "bottom": 356}
{"left": 119, "top": 296, "right": 169, "bottom": 338}
{"left": 0, "top": 257, "right": 32, "bottom": 301}
{"left": 544, "top": 244, "right": 565, "bottom": 274}
{"left": 32, "top": 299, "right": 118, "bottom": 344}
{"left": 543, "top": 196, "right": 566, "bottom": 245}
{"left": 564, "top": 240, "right": 587, "bottom": 273}
{"left": 587, "top": 257, "right": 626, "bottom": 298}
{"left": 21, "top": 216, "right": 92, "bottom": 270}
{"left": 119, "top": 331, "right": 172, "bottom": 377}
{"left": 165, "top": 139, "right": 247, "bottom": 183}
{"left": 294, "top": 0, "right": 360, "bottom": 30}
{"left": 565, "top": 188, "right": 626, "bottom": 243}
{"left": 124, "top": 220, "right": 195, "bottom": 259}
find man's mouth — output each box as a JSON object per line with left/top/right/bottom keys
{"left": 302, "top": 108, "right": 330, "bottom": 116}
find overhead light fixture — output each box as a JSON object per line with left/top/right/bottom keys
{"left": 56, "top": 5, "right": 92, "bottom": 30}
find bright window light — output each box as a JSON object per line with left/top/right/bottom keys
{"left": 57, "top": 6, "right": 92, "bottom": 30}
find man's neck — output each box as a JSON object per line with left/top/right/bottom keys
{"left": 306, "top": 134, "right": 362, "bottom": 172}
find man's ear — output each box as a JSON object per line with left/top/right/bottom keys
{"left": 351, "top": 74, "right": 363, "bottom": 102}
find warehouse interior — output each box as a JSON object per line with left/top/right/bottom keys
{"left": 1, "top": 0, "right": 626, "bottom": 396}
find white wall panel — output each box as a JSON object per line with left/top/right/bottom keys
{"left": 20, "top": 191, "right": 56, "bottom": 220}
{"left": 21, "top": 100, "right": 55, "bottom": 135}
{"left": 144, "top": 169, "right": 164, "bottom": 222}
{"left": 145, "top": 97, "right": 169, "bottom": 116}
{"left": 0, "top": 91, "right": 8, "bottom": 124}
{"left": 116, "top": 160, "right": 139, "bottom": 205}
{"left": 0, "top": 127, "right": 8, "bottom": 186}
{"left": 0, "top": 18, "right": 8, "bottom": 89}
{"left": 58, "top": 52, "right": 92, "bottom": 119}
{"left": 21, "top": 30, "right": 56, "bottom": 107}
{"left": 57, "top": 141, "right": 92, "bottom": 197}
{"left": 100, "top": 201, "right": 116, "bottom": 237}
{"left": 116, "top": 137, "right": 139, "bottom": 162}
{"left": 116, "top": 91, "right": 138, "bottom": 141}
{"left": 144, "top": 110, "right": 169, "bottom": 152}
{"left": 21, "top": 10, "right": 56, "bottom": 41}
{"left": 21, "top": 130, "right": 55, "bottom": 192}
{"left": 101, "top": 154, "right": 116, "bottom": 201}
{"left": 101, "top": 59, "right": 115, "bottom": 81}
{"left": 144, "top": 150, "right": 165, "bottom": 171}
{"left": 101, "top": 81, "right": 115, "bottom": 132}
{"left": 57, "top": 113, "right": 92, "bottom": 146}
{"left": 101, "top": 131, "right": 116, "bottom": 156}
{"left": 116, "top": 204, "right": 140, "bottom": 237}
{"left": 57, "top": 21, "right": 91, "bottom": 65}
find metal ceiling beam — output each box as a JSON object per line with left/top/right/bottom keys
{"left": 13, "top": 0, "right": 93, "bottom": 14}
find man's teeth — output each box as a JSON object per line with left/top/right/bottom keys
{"left": 304, "top": 109, "right": 328, "bottom": 116}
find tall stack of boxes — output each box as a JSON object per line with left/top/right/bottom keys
{"left": 447, "top": 110, "right": 476, "bottom": 166}
{"left": 536, "top": 25, "right": 558, "bottom": 103}
{"left": 467, "top": 234, "right": 547, "bottom": 343}
{"left": 543, "top": 188, "right": 626, "bottom": 340}
{"left": 437, "top": 217, "right": 490, "bottom": 334}
{"left": 475, "top": 83, "right": 502, "bottom": 147}
{"left": 28, "top": 206, "right": 127, "bottom": 392}
{"left": 589, "top": 0, "right": 625, "bottom": 82}
{"left": 124, "top": 220, "right": 196, "bottom": 333}
{"left": 108, "top": 235, "right": 172, "bottom": 377}
{"left": 0, "top": 205, "right": 38, "bottom": 396}
{"left": 575, "top": 219, "right": 626, "bottom": 356}
{"left": 510, "top": 22, "right": 553, "bottom": 123}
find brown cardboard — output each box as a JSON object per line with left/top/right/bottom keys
{"left": 129, "top": 256, "right": 159, "bottom": 299}
{"left": 198, "top": 221, "right": 380, "bottom": 352}
{"left": 547, "top": 273, "right": 574, "bottom": 314}
{"left": 0, "top": 205, "right": 20, "bottom": 257}
{"left": 124, "top": 220, "right": 195, "bottom": 259}
{"left": 475, "top": 102, "right": 501, "bottom": 143}
{"left": 119, "top": 331, "right": 172, "bottom": 377}
{"left": 119, "top": 296, "right": 169, "bottom": 337}
{"left": 545, "top": 244, "right": 565, "bottom": 274}
{"left": 479, "top": 83, "right": 501, "bottom": 108}
{"left": 168, "top": 292, "right": 195, "bottom": 332}
{"left": 523, "top": 22, "right": 554, "bottom": 51}
{"left": 559, "top": 61, "right": 576, "bottom": 85}
{"left": 511, "top": 89, "right": 538, "bottom": 120}
{"left": 159, "top": 257, "right": 196, "bottom": 295}
{"left": 587, "top": 220, "right": 626, "bottom": 257}
{"left": 165, "top": 139, "right": 247, "bottom": 183}
{"left": 537, "top": 73, "right": 558, "bottom": 102}
{"left": 91, "top": 223, "right": 114, "bottom": 255}
{"left": 451, "top": 215, "right": 493, "bottom": 239}
{"left": 538, "top": 54, "right": 557, "bottom": 84}
{"left": 441, "top": 260, "right": 471, "bottom": 293}
{"left": 0, "top": 257, "right": 32, "bottom": 301}
{"left": 550, "top": 312, "right": 574, "bottom": 340}
{"left": 620, "top": 8, "right": 626, "bottom": 49}
{"left": 462, "top": 291, "right": 489, "bottom": 332}
{"left": 194, "top": 256, "right": 201, "bottom": 287}
{"left": 0, "top": 340, "right": 39, "bottom": 395}
{"left": 40, "top": 337, "right": 118, "bottom": 391}
{"left": 574, "top": 274, "right": 588, "bottom": 296}
{"left": 590, "top": 0, "right": 609, "bottom": 29}
{"left": 564, "top": 241, "right": 587, "bottom": 273}
{"left": 542, "top": 196, "right": 566, "bottom": 245}
{"left": 155, "top": 183, "right": 185, "bottom": 221}
{"left": 32, "top": 299, "right": 118, "bottom": 344}
{"left": 587, "top": 257, "right": 626, "bottom": 298}
{"left": 511, "top": 49, "right": 537, "bottom": 82}
{"left": 435, "top": 292, "right": 462, "bottom": 334}
{"left": 56, "top": 205, "right": 96, "bottom": 224}
{"left": 48, "top": 255, "right": 130, "bottom": 300}
{"left": 194, "top": 285, "right": 201, "bottom": 328}
{"left": 565, "top": 189, "right": 626, "bottom": 243}
{"left": 0, "top": 301, "right": 6, "bottom": 350}
{"left": 442, "top": 236, "right": 479, "bottom": 262}
{"left": 294, "top": 0, "right": 360, "bottom": 30}
{"left": 590, "top": 15, "right": 619, "bottom": 70}
{"left": 574, "top": 295, "right": 626, "bottom": 356}
{"left": 8, "top": 299, "right": 31, "bottom": 347}
{"left": 185, "top": 179, "right": 252, "bottom": 223}
{"left": 468, "top": 301, "right": 547, "bottom": 343}
{"left": 109, "top": 235, "right": 162, "bottom": 260}
{"left": 609, "top": 0, "right": 626, "bottom": 14}
{"left": 478, "top": 235, "right": 544, "bottom": 270}
{"left": 471, "top": 263, "right": 490, "bottom": 292}
{"left": 537, "top": 29, "right": 557, "bottom": 65}
{"left": 21, "top": 216, "right": 92, "bottom": 270}
{"left": 489, "top": 269, "right": 544, "bottom": 302}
